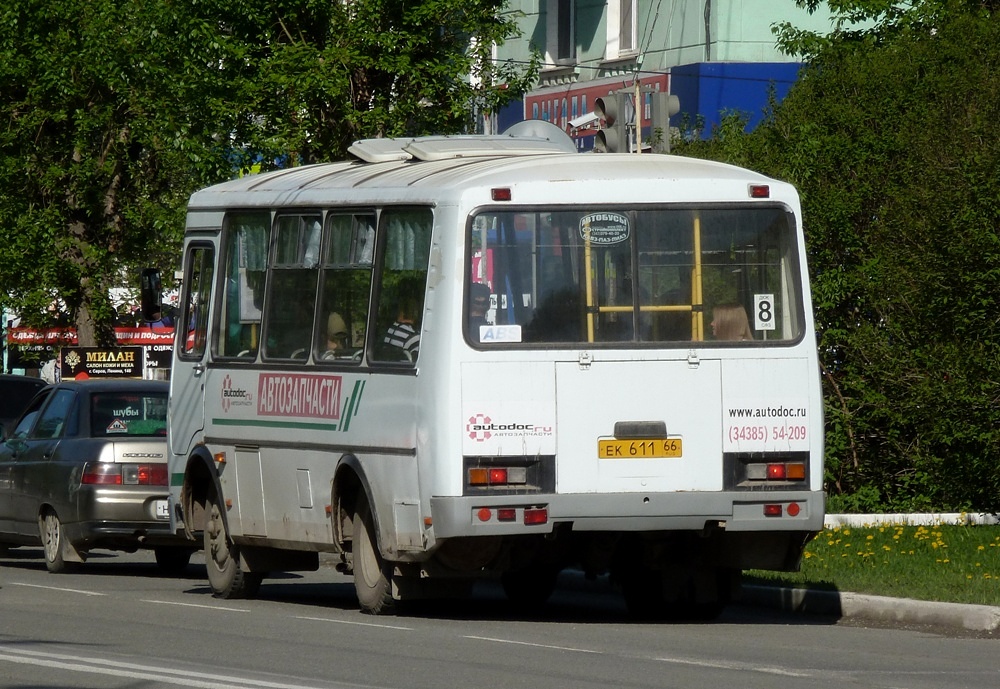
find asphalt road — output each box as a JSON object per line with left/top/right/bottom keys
{"left": 0, "top": 547, "right": 997, "bottom": 689}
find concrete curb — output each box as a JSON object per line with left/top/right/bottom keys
{"left": 825, "top": 513, "right": 1000, "bottom": 528}
{"left": 741, "top": 584, "right": 1000, "bottom": 633}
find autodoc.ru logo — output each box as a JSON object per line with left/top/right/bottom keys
{"left": 466, "top": 413, "right": 552, "bottom": 442}
{"left": 221, "top": 374, "right": 253, "bottom": 413}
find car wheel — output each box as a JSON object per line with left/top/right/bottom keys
{"left": 203, "top": 490, "right": 261, "bottom": 598}
{"left": 39, "top": 511, "right": 71, "bottom": 573}
{"left": 353, "top": 496, "right": 394, "bottom": 614}
{"left": 154, "top": 546, "right": 193, "bottom": 574}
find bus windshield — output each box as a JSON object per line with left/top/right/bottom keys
{"left": 468, "top": 205, "right": 803, "bottom": 346}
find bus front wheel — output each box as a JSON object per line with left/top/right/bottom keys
{"left": 353, "top": 497, "right": 394, "bottom": 614}
{"left": 204, "top": 491, "right": 262, "bottom": 599}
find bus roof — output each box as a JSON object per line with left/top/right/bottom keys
{"left": 187, "top": 135, "right": 788, "bottom": 211}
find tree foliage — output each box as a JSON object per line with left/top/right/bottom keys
{"left": 676, "top": 0, "right": 1000, "bottom": 511}
{"left": 0, "top": 0, "right": 535, "bottom": 346}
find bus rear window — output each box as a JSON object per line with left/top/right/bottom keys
{"left": 467, "top": 206, "right": 803, "bottom": 346}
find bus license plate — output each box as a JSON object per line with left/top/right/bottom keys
{"left": 155, "top": 500, "right": 169, "bottom": 520}
{"left": 598, "top": 438, "right": 682, "bottom": 459}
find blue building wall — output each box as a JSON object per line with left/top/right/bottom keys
{"left": 671, "top": 62, "right": 803, "bottom": 134}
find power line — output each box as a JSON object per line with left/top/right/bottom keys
{"left": 493, "top": 56, "right": 801, "bottom": 86}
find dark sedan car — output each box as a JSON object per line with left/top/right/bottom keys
{"left": 0, "top": 379, "right": 193, "bottom": 572}
{"left": 0, "top": 374, "right": 48, "bottom": 437}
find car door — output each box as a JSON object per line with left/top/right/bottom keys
{"left": 0, "top": 389, "right": 51, "bottom": 537}
{"left": 10, "top": 388, "right": 74, "bottom": 538}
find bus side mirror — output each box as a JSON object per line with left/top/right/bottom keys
{"left": 140, "top": 268, "right": 163, "bottom": 321}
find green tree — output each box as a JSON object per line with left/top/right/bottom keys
{"left": 676, "top": 0, "right": 1000, "bottom": 511}
{"left": 0, "top": 0, "right": 535, "bottom": 346}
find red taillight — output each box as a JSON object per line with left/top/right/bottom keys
{"left": 488, "top": 468, "right": 508, "bottom": 484}
{"left": 82, "top": 463, "right": 122, "bottom": 485}
{"left": 766, "top": 463, "right": 787, "bottom": 480}
{"left": 124, "top": 464, "right": 168, "bottom": 486}
{"left": 83, "top": 463, "right": 167, "bottom": 486}
{"left": 523, "top": 507, "right": 548, "bottom": 525}
{"left": 763, "top": 504, "right": 783, "bottom": 517}
{"left": 749, "top": 184, "right": 770, "bottom": 198}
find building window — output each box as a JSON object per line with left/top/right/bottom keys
{"left": 546, "top": 0, "right": 576, "bottom": 64}
{"left": 607, "top": 0, "right": 637, "bottom": 58}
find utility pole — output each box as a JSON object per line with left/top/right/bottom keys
{"left": 634, "top": 79, "right": 642, "bottom": 154}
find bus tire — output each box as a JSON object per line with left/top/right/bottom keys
{"left": 620, "top": 563, "right": 727, "bottom": 622}
{"left": 353, "top": 497, "right": 394, "bottom": 615}
{"left": 204, "top": 491, "right": 262, "bottom": 599}
{"left": 501, "top": 565, "right": 560, "bottom": 608}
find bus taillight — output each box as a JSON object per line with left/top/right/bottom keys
{"left": 468, "top": 466, "right": 528, "bottom": 486}
{"left": 523, "top": 507, "right": 548, "bottom": 525}
{"left": 747, "top": 461, "right": 807, "bottom": 482}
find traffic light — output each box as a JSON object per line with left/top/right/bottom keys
{"left": 594, "top": 92, "right": 630, "bottom": 153}
{"left": 651, "top": 93, "right": 680, "bottom": 153}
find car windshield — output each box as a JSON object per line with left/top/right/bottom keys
{"left": 90, "top": 392, "right": 168, "bottom": 437}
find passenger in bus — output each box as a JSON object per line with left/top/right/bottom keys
{"left": 468, "top": 282, "right": 491, "bottom": 342}
{"left": 383, "top": 297, "right": 420, "bottom": 359}
{"left": 322, "top": 312, "right": 349, "bottom": 359}
{"left": 711, "top": 303, "right": 754, "bottom": 341}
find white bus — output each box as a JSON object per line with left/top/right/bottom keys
{"left": 167, "top": 130, "right": 824, "bottom": 619}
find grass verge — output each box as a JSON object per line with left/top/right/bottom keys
{"left": 745, "top": 524, "right": 1000, "bottom": 607}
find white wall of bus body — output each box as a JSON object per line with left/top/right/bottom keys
{"left": 201, "top": 364, "right": 425, "bottom": 554}
{"left": 182, "top": 155, "right": 799, "bottom": 215}
{"left": 719, "top": 352, "right": 825, "bottom": 493}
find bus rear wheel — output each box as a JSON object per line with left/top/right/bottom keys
{"left": 204, "top": 491, "right": 261, "bottom": 599}
{"left": 620, "top": 562, "right": 729, "bottom": 622}
{"left": 353, "top": 497, "right": 394, "bottom": 614}
{"left": 501, "top": 565, "right": 560, "bottom": 608}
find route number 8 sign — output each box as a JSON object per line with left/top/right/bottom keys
{"left": 754, "top": 293, "right": 775, "bottom": 331}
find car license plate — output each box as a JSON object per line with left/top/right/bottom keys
{"left": 598, "top": 438, "right": 682, "bottom": 459}
{"left": 155, "top": 500, "right": 169, "bottom": 520}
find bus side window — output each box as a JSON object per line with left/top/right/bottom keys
{"left": 263, "top": 214, "right": 321, "bottom": 360}
{"left": 217, "top": 212, "right": 269, "bottom": 359}
{"left": 315, "top": 213, "right": 375, "bottom": 362}
{"left": 180, "top": 245, "right": 214, "bottom": 358}
{"left": 370, "top": 209, "right": 432, "bottom": 364}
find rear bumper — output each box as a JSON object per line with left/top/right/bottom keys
{"left": 430, "top": 490, "right": 825, "bottom": 538}
{"left": 63, "top": 520, "right": 187, "bottom": 550}
{"left": 69, "top": 487, "right": 184, "bottom": 549}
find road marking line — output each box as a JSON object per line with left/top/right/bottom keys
{"left": 9, "top": 582, "right": 105, "bottom": 596}
{"left": 0, "top": 646, "right": 340, "bottom": 689}
{"left": 464, "top": 635, "right": 601, "bottom": 654}
{"left": 142, "top": 599, "right": 251, "bottom": 612}
{"left": 655, "top": 655, "right": 813, "bottom": 677}
{"left": 294, "top": 615, "right": 414, "bottom": 631}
